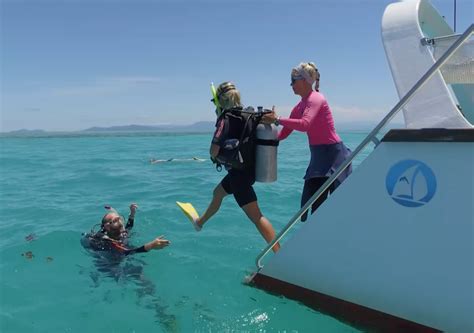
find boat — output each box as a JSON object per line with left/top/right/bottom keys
{"left": 249, "top": 0, "right": 473, "bottom": 331}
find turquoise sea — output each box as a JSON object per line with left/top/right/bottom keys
{"left": 0, "top": 131, "right": 372, "bottom": 333}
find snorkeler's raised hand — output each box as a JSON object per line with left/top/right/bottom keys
{"left": 129, "top": 203, "right": 138, "bottom": 217}
{"left": 144, "top": 235, "right": 170, "bottom": 251}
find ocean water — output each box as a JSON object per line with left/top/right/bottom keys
{"left": 0, "top": 131, "right": 373, "bottom": 333}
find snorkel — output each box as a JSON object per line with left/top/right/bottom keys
{"left": 210, "top": 82, "right": 222, "bottom": 117}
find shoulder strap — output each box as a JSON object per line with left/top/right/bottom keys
{"left": 238, "top": 113, "right": 252, "bottom": 144}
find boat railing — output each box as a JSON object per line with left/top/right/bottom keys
{"left": 255, "top": 24, "right": 474, "bottom": 270}
{"left": 421, "top": 32, "right": 463, "bottom": 46}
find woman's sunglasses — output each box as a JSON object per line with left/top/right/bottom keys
{"left": 291, "top": 76, "right": 304, "bottom": 86}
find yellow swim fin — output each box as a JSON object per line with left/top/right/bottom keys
{"left": 176, "top": 201, "right": 201, "bottom": 231}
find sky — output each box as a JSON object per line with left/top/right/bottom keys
{"left": 1, "top": 0, "right": 472, "bottom": 132}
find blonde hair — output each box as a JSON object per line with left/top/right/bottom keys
{"left": 216, "top": 82, "right": 242, "bottom": 110}
{"left": 292, "top": 62, "right": 320, "bottom": 91}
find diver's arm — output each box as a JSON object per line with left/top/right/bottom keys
{"left": 125, "top": 203, "right": 138, "bottom": 230}
{"left": 125, "top": 216, "right": 134, "bottom": 230}
{"left": 117, "top": 236, "right": 170, "bottom": 255}
{"left": 210, "top": 117, "right": 225, "bottom": 159}
{"left": 122, "top": 245, "right": 147, "bottom": 255}
{"left": 108, "top": 240, "right": 147, "bottom": 256}
{"left": 143, "top": 236, "right": 170, "bottom": 252}
{"left": 210, "top": 144, "right": 220, "bottom": 158}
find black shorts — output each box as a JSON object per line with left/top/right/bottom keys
{"left": 221, "top": 169, "right": 257, "bottom": 207}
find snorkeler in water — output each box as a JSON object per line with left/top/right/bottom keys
{"left": 81, "top": 204, "right": 177, "bottom": 332}
{"left": 150, "top": 157, "right": 206, "bottom": 164}
{"left": 81, "top": 203, "right": 170, "bottom": 255}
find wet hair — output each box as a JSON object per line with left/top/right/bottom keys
{"left": 216, "top": 82, "right": 242, "bottom": 110}
{"left": 291, "top": 62, "right": 320, "bottom": 91}
{"left": 101, "top": 213, "right": 116, "bottom": 227}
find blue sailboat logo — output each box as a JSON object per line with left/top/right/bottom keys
{"left": 386, "top": 160, "right": 437, "bottom": 207}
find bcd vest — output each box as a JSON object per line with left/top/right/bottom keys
{"left": 214, "top": 107, "right": 262, "bottom": 171}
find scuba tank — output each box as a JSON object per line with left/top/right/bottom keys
{"left": 209, "top": 83, "right": 279, "bottom": 181}
{"left": 255, "top": 112, "right": 279, "bottom": 182}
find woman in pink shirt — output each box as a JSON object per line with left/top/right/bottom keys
{"left": 263, "top": 62, "right": 352, "bottom": 221}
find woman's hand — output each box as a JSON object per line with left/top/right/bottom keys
{"left": 145, "top": 235, "right": 170, "bottom": 251}
{"left": 262, "top": 112, "right": 278, "bottom": 124}
{"left": 261, "top": 106, "right": 279, "bottom": 125}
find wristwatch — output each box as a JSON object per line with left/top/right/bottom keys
{"left": 274, "top": 116, "right": 280, "bottom": 126}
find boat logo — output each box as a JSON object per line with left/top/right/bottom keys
{"left": 385, "top": 159, "right": 437, "bottom": 207}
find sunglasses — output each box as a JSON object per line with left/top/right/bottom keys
{"left": 102, "top": 215, "right": 125, "bottom": 226}
{"left": 291, "top": 76, "right": 304, "bottom": 86}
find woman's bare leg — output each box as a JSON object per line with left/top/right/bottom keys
{"left": 197, "top": 184, "right": 229, "bottom": 228}
{"left": 241, "top": 201, "right": 280, "bottom": 252}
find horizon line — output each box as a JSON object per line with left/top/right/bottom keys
{"left": 1, "top": 120, "right": 405, "bottom": 135}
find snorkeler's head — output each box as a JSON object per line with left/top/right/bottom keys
{"left": 101, "top": 212, "right": 124, "bottom": 232}
{"left": 107, "top": 219, "right": 124, "bottom": 240}
{"left": 216, "top": 82, "right": 241, "bottom": 111}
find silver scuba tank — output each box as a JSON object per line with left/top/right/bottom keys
{"left": 255, "top": 123, "right": 279, "bottom": 182}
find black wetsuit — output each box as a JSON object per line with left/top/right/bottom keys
{"left": 81, "top": 214, "right": 177, "bottom": 331}
{"left": 81, "top": 216, "right": 147, "bottom": 256}
{"left": 212, "top": 109, "right": 258, "bottom": 207}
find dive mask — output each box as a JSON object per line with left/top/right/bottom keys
{"left": 102, "top": 205, "right": 125, "bottom": 226}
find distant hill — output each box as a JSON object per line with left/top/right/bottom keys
{"left": 82, "top": 121, "right": 215, "bottom": 133}
{"left": 3, "top": 129, "right": 46, "bottom": 135}
{"left": 2, "top": 121, "right": 403, "bottom": 136}
{"left": 1, "top": 122, "right": 216, "bottom": 137}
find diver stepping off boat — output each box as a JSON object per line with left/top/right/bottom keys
{"left": 177, "top": 81, "right": 280, "bottom": 252}
{"left": 208, "top": 82, "right": 279, "bottom": 180}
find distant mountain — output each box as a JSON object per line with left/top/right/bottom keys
{"left": 4, "top": 129, "right": 46, "bottom": 135}
{"left": 83, "top": 125, "right": 161, "bottom": 132}
{"left": 82, "top": 122, "right": 215, "bottom": 133}
{"left": 3, "top": 121, "right": 402, "bottom": 136}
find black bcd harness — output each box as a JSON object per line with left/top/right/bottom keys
{"left": 213, "top": 107, "right": 264, "bottom": 172}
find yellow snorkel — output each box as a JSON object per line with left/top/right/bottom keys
{"left": 210, "top": 82, "right": 222, "bottom": 117}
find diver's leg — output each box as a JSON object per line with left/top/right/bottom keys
{"left": 197, "top": 183, "right": 229, "bottom": 228}
{"left": 241, "top": 201, "right": 280, "bottom": 253}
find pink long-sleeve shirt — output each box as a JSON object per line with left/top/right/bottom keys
{"left": 278, "top": 91, "right": 341, "bottom": 145}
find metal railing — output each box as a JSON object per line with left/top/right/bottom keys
{"left": 256, "top": 24, "right": 474, "bottom": 270}
{"left": 421, "top": 33, "right": 463, "bottom": 46}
